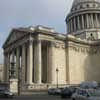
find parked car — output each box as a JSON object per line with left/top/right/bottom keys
{"left": 54, "top": 88, "right": 63, "bottom": 95}
{"left": 61, "top": 87, "right": 72, "bottom": 98}
{"left": 72, "top": 88, "right": 100, "bottom": 100}
{"left": 0, "top": 89, "right": 14, "bottom": 98}
{"left": 48, "top": 88, "right": 55, "bottom": 95}
{"left": 48, "top": 88, "right": 62, "bottom": 95}
{"left": 61, "top": 86, "right": 77, "bottom": 98}
{"left": 80, "top": 81, "right": 98, "bottom": 89}
{"left": 69, "top": 86, "right": 77, "bottom": 93}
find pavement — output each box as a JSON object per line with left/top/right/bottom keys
{"left": 0, "top": 93, "right": 71, "bottom": 100}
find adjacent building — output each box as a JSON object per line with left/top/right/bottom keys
{"left": 2, "top": 0, "right": 100, "bottom": 92}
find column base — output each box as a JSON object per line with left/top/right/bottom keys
{"left": 9, "top": 79, "right": 18, "bottom": 93}
{"left": 22, "top": 83, "right": 67, "bottom": 91}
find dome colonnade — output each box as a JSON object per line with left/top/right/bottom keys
{"left": 66, "top": 0, "right": 100, "bottom": 35}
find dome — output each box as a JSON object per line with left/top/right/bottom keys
{"left": 73, "top": 0, "right": 100, "bottom": 6}
{"left": 71, "top": 0, "right": 100, "bottom": 11}
{"left": 66, "top": 0, "right": 100, "bottom": 40}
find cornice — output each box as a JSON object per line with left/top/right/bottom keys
{"left": 66, "top": 35, "right": 100, "bottom": 46}
{"left": 67, "top": 35, "right": 100, "bottom": 54}
{"left": 68, "top": 29, "right": 100, "bottom": 35}
{"left": 51, "top": 41, "right": 65, "bottom": 49}
{"left": 72, "top": 1, "right": 100, "bottom": 9}
{"left": 3, "top": 26, "right": 66, "bottom": 49}
{"left": 68, "top": 43, "right": 100, "bottom": 54}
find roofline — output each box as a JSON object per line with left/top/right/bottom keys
{"left": 67, "top": 35, "right": 100, "bottom": 46}
{"left": 3, "top": 27, "right": 66, "bottom": 49}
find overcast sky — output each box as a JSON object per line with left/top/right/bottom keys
{"left": 0, "top": 0, "right": 73, "bottom": 64}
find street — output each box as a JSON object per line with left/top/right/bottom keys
{"left": 0, "top": 93, "right": 71, "bottom": 100}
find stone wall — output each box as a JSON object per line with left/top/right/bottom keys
{"left": 52, "top": 41, "right": 67, "bottom": 84}
{"left": 67, "top": 37, "right": 100, "bottom": 84}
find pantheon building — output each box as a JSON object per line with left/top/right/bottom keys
{"left": 3, "top": 0, "right": 100, "bottom": 92}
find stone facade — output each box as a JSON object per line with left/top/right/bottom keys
{"left": 3, "top": 26, "right": 67, "bottom": 92}
{"left": 67, "top": 35, "right": 100, "bottom": 84}
{"left": 2, "top": 0, "right": 100, "bottom": 93}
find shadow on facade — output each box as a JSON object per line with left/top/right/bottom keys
{"left": 83, "top": 47, "right": 100, "bottom": 82}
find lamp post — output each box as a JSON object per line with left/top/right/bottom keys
{"left": 56, "top": 68, "right": 59, "bottom": 88}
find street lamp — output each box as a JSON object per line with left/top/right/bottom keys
{"left": 56, "top": 68, "right": 59, "bottom": 88}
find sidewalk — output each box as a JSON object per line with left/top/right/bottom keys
{"left": 21, "top": 91, "right": 48, "bottom": 95}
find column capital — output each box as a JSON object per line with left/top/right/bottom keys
{"left": 50, "top": 42, "right": 55, "bottom": 47}
{"left": 33, "top": 40, "right": 41, "bottom": 45}
{"left": 36, "top": 39, "right": 41, "bottom": 43}
{"left": 29, "top": 39, "right": 33, "bottom": 45}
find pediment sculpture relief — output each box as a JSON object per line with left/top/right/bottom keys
{"left": 6, "top": 31, "right": 26, "bottom": 46}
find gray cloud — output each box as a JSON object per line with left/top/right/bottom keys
{"left": 0, "top": 0, "right": 73, "bottom": 27}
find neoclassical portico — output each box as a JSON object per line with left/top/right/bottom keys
{"left": 4, "top": 40, "right": 51, "bottom": 84}
{"left": 3, "top": 26, "right": 67, "bottom": 91}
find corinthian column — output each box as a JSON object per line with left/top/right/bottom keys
{"left": 34, "top": 40, "right": 42, "bottom": 84}
{"left": 95, "top": 14, "right": 99, "bottom": 28}
{"left": 71, "top": 19, "right": 73, "bottom": 32}
{"left": 4, "top": 53, "right": 8, "bottom": 82}
{"left": 11, "top": 51, "right": 15, "bottom": 63}
{"left": 47, "top": 42, "right": 55, "bottom": 84}
{"left": 68, "top": 21, "right": 70, "bottom": 33}
{"left": 77, "top": 16, "right": 80, "bottom": 30}
{"left": 16, "top": 48, "right": 20, "bottom": 79}
{"left": 10, "top": 51, "right": 15, "bottom": 79}
{"left": 82, "top": 15, "right": 84, "bottom": 29}
{"left": 7, "top": 53, "right": 10, "bottom": 81}
{"left": 69, "top": 20, "right": 71, "bottom": 33}
{"left": 21, "top": 44, "right": 26, "bottom": 85}
{"left": 91, "top": 14, "right": 94, "bottom": 28}
{"left": 27, "top": 40, "right": 33, "bottom": 84}
{"left": 67, "top": 22, "right": 69, "bottom": 33}
{"left": 74, "top": 17, "right": 76, "bottom": 31}
{"left": 86, "top": 14, "right": 89, "bottom": 28}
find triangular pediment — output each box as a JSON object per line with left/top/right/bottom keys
{"left": 3, "top": 29, "right": 27, "bottom": 48}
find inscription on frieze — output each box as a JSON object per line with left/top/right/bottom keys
{"left": 69, "top": 45, "right": 100, "bottom": 54}
{"left": 53, "top": 42, "right": 65, "bottom": 49}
